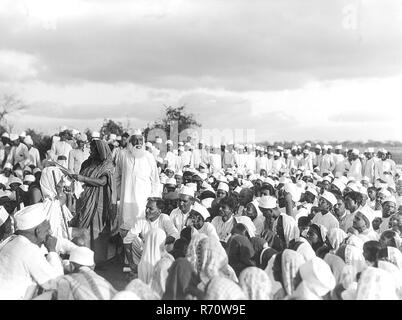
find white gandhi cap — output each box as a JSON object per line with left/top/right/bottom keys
{"left": 14, "top": 203, "right": 47, "bottom": 230}
{"left": 69, "top": 247, "right": 95, "bottom": 267}
{"left": 192, "top": 202, "right": 210, "bottom": 220}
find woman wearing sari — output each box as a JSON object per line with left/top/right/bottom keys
{"left": 71, "top": 139, "right": 117, "bottom": 264}
{"left": 272, "top": 249, "right": 305, "bottom": 300}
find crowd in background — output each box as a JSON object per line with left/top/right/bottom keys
{"left": 1, "top": 126, "right": 402, "bottom": 300}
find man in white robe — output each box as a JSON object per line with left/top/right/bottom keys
{"left": 116, "top": 131, "right": 160, "bottom": 232}
{"left": 68, "top": 133, "right": 90, "bottom": 174}
{"left": 374, "top": 149, "right": 396, "bottom": 189}
{"left": 209, "top": 145, "right": 222, "bottom": 173}
{"left": 7, "top": 134, "right": 30, "bottom": 170}
{"left": 24, "top": 136, "right": 41, "bottom": 169}
{"left": 347, "top": 149, "right": 363, "bottom": 181}
{"left": 191, "top": 140, "right": 209, "bottom": 169}
{"left": 0, "top": 204, "right": 64, "bottom": 300}
{"left": 51, "top": 129, "right": 72, "bottom": 168}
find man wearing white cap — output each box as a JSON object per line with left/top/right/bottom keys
{"left": 245, "top": 144, "right": 256, "bottom": 173}
{"left": 333, "top": 145, "right": 346, "bottom": 177}
{"left": 117, "top": 130, "right": 160, "bottom": 232}
{"left": 51, "top": 129, "right": 73, "bottom": 168}
{"left": 378, "top": 195, "right": 397, "bottom": 234}
{"left": 299, "top": 149, "right": 313, "bottom": 172}
{"left": 288, "top": 147, "right": 300, "bottom": 172}
{"left": 311, "top": 191, "right": 339, "bottom": 231}
{"left": 0, "top": 203, "right": 63, "bottom": 299}
{"left": 169, "top": 186, "right": 195, "bottom": 232}
{"left": 190, "top": 140, "right": 209, "bottom": 169}
{"left": 320, "top": 146, "right": 335, "bottom": 177}
{"left": 363, "top": 148, "right": 376, "bottom": 184}
{"left": 212, "top": 196, "right": 238, "bottom": 243}
{"left": 272, "top": 152, "right": 285, "bottom": 175}
{"left": 234, "top": 145, "right": 246, "bottom": 171}
{"left": 55, "top": 246, "right": 117, "bottom": 300}
{"left": 68, "top": 133, "right": 90, "bottom": 175}
{"left": 347, "top": 149, "right": 362, "bottom": 182}
{"left": 208, "top": 145, "right": 222, "bottom": 173}
{"left": 188, "top": 202, "right": 219, "bottom": 242}
{"left": 123, "top": 197, "right": 179, "bottom": 272}
{"left": 312, "top": 144, "right": 322, "bottom": 169}
{"left": 374, "top": 149, "right": 395, "bottom": 190}
{"left": 163, "top": 140, "right": 177, "bottom": 172}
{"left": 7, "top": 133, "right": 30, "bottom": 170}
{"left": 222, "top": 142, "right": 236, "bottom": 170}
{"left": 24, "top": 136, "right": 41, "bottom": 169}
{"left": 256, "top": 146, "right": 268, "bottom": 174}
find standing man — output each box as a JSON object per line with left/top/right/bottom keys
{"left": 333, "top": 145, "right": 346, "bottom": 177}
{"left": 0, "top": 133, "right": 11, "bottom": 168}
{"left": 24, "top": 136, "right": 41, "bottom": 169}
{"left": 191, "top": 140, "right": 209, "bottom": 169}
{"left": 68, "top": 133, "right": 90, "bottom": 174}
{"left": 374, "top": 149, "right": 395, "bottom": 189}
{"left": 116, "top": 130, "right": 160, "bottom": 233}
{"left": 363, "top": 148, "right": 376, "bottom": 184}
{"left": 223, "top": 142, "right": 236, "bottom": 170}
{"left": 7, "top": 134, "right": 29, "bottom": 170}
{"left": 320, "top": 145, "right": 335, "bottom": 176}
{"left": 51, "top": 129, "right": 73, "bottom": 168}
{"left": 348, "top": 149, "right": 363, "bottom": 181}
{"left": 164, "top": 140, "right": 177, "bottom": 172}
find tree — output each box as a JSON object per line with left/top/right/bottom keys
{"left": 144, "top": 105, "right": 201, "bottom": 140}
{"left": 100, "top": 119, "right": 124, "bottom": 138}
{"left": 0, "top": 94, "right": 27, "bottom": 131}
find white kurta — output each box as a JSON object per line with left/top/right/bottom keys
{"left": 117, "top": 150, "right": 160, "bottom": 230}
{"left": 51, "top": 141, "right": 72, "bottom": 168}
{"left": 7, "top": 143, "right": 29, "bottom": 168}
{"left": 209, "top": 153, "right": 222, "bottom": 173}
{"left": 245, "top": 153, "right": 256, "bottom": 172}
{"left": 320, "top": 154, "right": 335, "bottom": 175}
{"left": 347, "top": 159, "right": 362, "bottom": 181}
{"left": 169, "top": 208, "right": 192, "bottom": 233}
{"left": 164, "top": 151, "right": 177, "bottom": 171}
{"left": 0, "top": 235, "right": 63, "bottom": 300}
{"left": 333, "top": 154, "right": 345, "bottom": 176}
{"left": 28, "top": 147, "right": 41, "bottom": 168}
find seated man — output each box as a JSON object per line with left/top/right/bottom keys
{"left": 188, "top": 201, "right": 220, "bottom": 242}
{"left": 211, "top": 196, "right": 237, "bottom": 244}
{"left": 0, "top": 203, "right": 64, "bottom": 300}
{"left": 123, "top": 197, "right": 179, "bottom": 272}
{"left": 53, "top": 246, "right": 117, "bottom": 300}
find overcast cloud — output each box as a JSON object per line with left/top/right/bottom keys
{"left": 0, "top": 0, "right": 401, "bottom": 142}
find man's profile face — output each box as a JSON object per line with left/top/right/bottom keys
{"left": 145, "top": 200, "right": 161, "bottom": 222}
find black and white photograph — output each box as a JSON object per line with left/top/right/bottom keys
{"left": 0, "top": 0, "right": 402, "bottom": 305}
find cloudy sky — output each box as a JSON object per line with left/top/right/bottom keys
{"left": 0, "top": 0, "right": 401, "bottom": 143}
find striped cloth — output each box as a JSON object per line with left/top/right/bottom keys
{"left": 55, "top": 267, "right": 117, "bottom": 300}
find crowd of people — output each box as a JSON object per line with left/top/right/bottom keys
{"left": 0, "top": 126, "right": 402, "bottom": 300}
